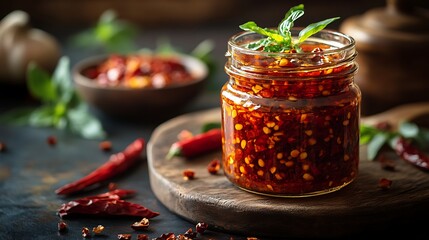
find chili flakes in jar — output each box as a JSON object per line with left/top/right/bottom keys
{"left": 221, "top": 30, "right": 360, "bottom": 197}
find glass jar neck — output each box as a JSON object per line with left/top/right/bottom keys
{"left": 225, "top": 29, "right": 357, "bottom": 81}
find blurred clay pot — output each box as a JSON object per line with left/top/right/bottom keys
{"left": 340, "top": 0, "right": 429, "bottom": 116}
{"left": 0, "top": 10, "right": 61, "bottom": 85}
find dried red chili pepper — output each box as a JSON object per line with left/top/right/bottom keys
{"left": 166, "top": 128, "right": 222, "bottom": 159}
{"left": 58, "top": 198, "right": 159, "bottom": 219}
{"left": 394, "top": 137, "right": 429, "bottom": 171}
{"left": 55, "top": 138, "right": 145, "bottom": 195}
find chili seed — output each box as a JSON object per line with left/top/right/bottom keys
{"left": 257, "top": 170, "right": 264, "bottom": 176}
{"left": 308, "top": 138, "right": 317, "bottom": 145}
{"left": 285, "top": 161, "right": 294, "bottom": 167}
{"left": 57, "top": 221, "right": 67, "bottom": 233}
{"left": 118, "top": 234, "right": 132, "bottom": 240}
{"left": 99, "top": 141, "right": 112, "bottom": 151}
{"left": 239, "top": 166, "right": 247, "bottom": 174}
{"left": 263, "top": 127, "right": 271, "bottom": 134}
{"left": 235, "top": 124, "right": 243, "bottom": 130}
{"left": 303, "top": 173, "right": 314, "bottom": 181}
{"left": 241, "top": 139, "right": 246, "bottom": 149}
{"left": 196, "top": 222, "right": 208, "bottom": 234}
{"left": 92, "top": 225, "right": 105, "bottom": 234}
{"left": 299, "top": 152, "right": 308, "bottom": 160}
{"left": 290, "top": 149, "right": 300, "bottom": 158}
{"left": 258, "top": 159, "right": 265, "bottom": 167}
{"left": 279, "top": 58, "right": 289, "bottom": 67}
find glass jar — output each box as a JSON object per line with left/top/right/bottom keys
{"left": 221, "top": 29, "right": 361, "bottom": 197}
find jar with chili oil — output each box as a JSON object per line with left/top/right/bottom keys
{"left": 221, "top": 29, "right": 360, "bottom": 197}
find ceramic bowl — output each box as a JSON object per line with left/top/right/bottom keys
{"left": 72, "top": 53, "right": 208, "bottom": 119}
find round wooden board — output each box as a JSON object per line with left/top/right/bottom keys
{"left": 147, "top": 108, "right": 429, "bottom": 238}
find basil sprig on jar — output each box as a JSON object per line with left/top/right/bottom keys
{"left": 239, "top": 4, "right": 339, "bottom": 52}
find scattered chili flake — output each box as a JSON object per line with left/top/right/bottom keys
{"left": 207, "top": 159, "right": 221, "bottom": 174}
{"left": 183, "top": 228, "right": 197, "bottom": 239}
{"left": 0, "top": 142, "right": 6, "bottom": 152}
{"left": 118, "top": 233, "right": 132, "bottom": 240}
{"left": 92, "top": 225, "right": 105, "bottom": 234}
{"left": 153, "top": 232, "right": 175, "bottom": 240}
{"left": 195, "top": 222, "right": 208, "bottom": 234}
{"left": 99, "top": 140, "right": 113, "bottom": 151}
{"left": 131, "top": 218, "right": 150, "bottom": 231}
{"left": 47, "top": 135, "right": 57, "bottom": 146}
{"left": 57, "top": 221, "right": 67, "bottom": 233}
{"left": 183, "top": 169, "right": 195, "bottom": 180}
{"left": 82, "top": 227, "right": 91, "bottom": 238}
{"left": 378, "top": 178, "right": 393, "bottom": 190}
{"left": 137, "top": 234, "right": 149, "bottom": 240}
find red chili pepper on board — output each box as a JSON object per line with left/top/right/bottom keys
{"left": 55, "top": 138, "right": 145, "bottom": 196}
{"left": 166, "top": 128, "right": 222, "bottom": 159}
{"left": 393, "top": 137, "right": 429, "bottom": 171}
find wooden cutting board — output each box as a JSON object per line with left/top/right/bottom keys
{"left": 147, "top": 104, "right": 429, "bottom": 239}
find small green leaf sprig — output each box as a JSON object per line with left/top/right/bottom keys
{"left": 0, "top": 57, "right": 106, "bottom": 140}
{"left": 239, "top": 4, "right": 339, "bottom": 52}
{"left": 70, "top": 9, "right": 138, "bottom": 54}
{"left": 360, "top": 122, "right": 429, "bottom": 161}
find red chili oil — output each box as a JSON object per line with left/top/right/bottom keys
{"left": 221, "top": 29, "right": 361, "bottom": 197}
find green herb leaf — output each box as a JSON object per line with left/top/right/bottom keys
{"left": 278, "top": 4, "right": 304, "bottom": 40}
{"left": 66, "top": 103, "right": 106, "bottom": 140}
{"left": 367, "top": 132, "right": 388, "bottom": 161}
{"left": 70, "top": 9, "right": 138, "bottom": 54}
{"left": 0, "top": 56, "right": 107, "bottom": 140}
{"left": 298, "top": 17, "right": 340, "bottom": 43}
{"left": 239, "top": 4, "right": 339, "bottom": 52}
{"left": 239, "top": 21, "right": 286, "bottom": 44}
{"left": 27, "top": 62, "right": 57, "bottom": 102}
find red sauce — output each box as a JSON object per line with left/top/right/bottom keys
{"left": 82, "top": 54, "right": 193, "bottom": 88}
{"left": 221, "top": 32, "right": 360, "bottom": 197}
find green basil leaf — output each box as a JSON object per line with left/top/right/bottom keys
{"left": 367, "top": 132, "right": 388, "bottom": 161}
{"left": 278, "top": 4, "right": 304, "bottom": 39}
{"left": 28, "top": 106, "right": 55, "bottom": 127}
{"left": 398, "top": 121, "right": 419, "bottom": 138}
{"left": 298, "top": 17, "right": 340, "bottom": 43}
{"left": 239, "top": 22, "right": 286, "bottom": 43}
{"left": 52, "top": 57, "right": 74, "bottom": 104}
{"left": 27, "top": 62, "right": 57, "bottom": 102}
{"left": 66, "top": 103, "right": 106, "bottom": 140}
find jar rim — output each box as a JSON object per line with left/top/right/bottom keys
{"left": 227, "top": 27, "right": 356, "bottom": 57}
